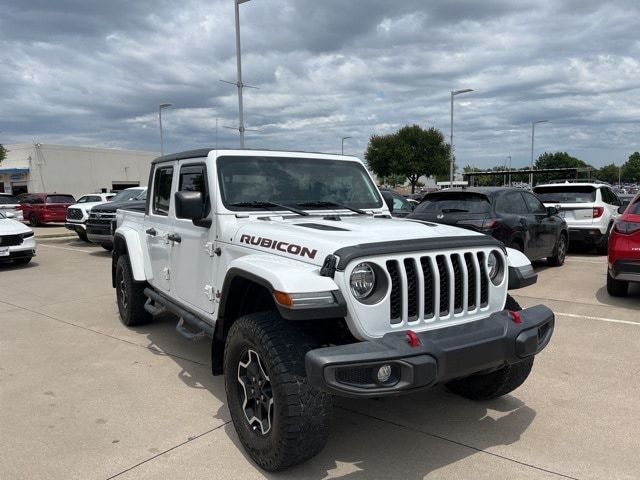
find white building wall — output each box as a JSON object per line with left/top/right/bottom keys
{"left": 1, "top": 144, "right": 156, "bottom": 198}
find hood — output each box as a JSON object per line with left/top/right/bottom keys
{"left": 229, "top": 214, "right": 484, "bottom": 266}
{"left": 71, "top": 201, "right": 108, "bottom": 211}
{"left": 0, "top": 217, "right": 32, "bottom": 235}
{"left": 91, "top": 200, "right": 146, "bottom": 213}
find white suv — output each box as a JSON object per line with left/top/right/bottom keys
{"left": 533, "top": 181, "right": 623, "bottom": 254}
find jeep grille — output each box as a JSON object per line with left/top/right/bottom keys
{"left": 386, "top": 252, "right": 489, "bottom": 326}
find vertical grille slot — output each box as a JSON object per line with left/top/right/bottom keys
{"left": 403, "top": 259, "right": 418, "bottom": 321}
{"left": 464, "top": 253, "right": 477, "bottom": 310}
{"left": 420, "top": 257, "right": 434, "bottom": 318}
{"left": 387, "top": 260, "right": 402, "bottom": 324}
{"left": 478, "top": 252, "right": 489, "bottom": 307}
{"left": 435, "top": 255, "right": 449, "bottom": 316}
{"left": 452, "top": 254, "right": 463, "bottom": 313}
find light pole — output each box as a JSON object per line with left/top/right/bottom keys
{"left": 450, "top": 89, "right": 474, "bottom": 186}
{"left": 235, "top": 0, "right": 250, "bottom": 148}
{"left": 530, "top": 120, "right": 549, "bottom": 187}
{"left": 341, "top": 136, "right": 352, "bottom": 155}
{"left": 159, "top": 103, "right": 172, "bottom": 156}
{"left": 507, "top": 155, "right": 512, "bottom": 186}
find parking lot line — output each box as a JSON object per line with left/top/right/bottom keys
{"left": 39, "top": 243, "right": 98, "bottom": 253}
{"left": 555, "top": 312, "right": 639, "bottom": 326}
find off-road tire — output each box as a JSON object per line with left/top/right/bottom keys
{"left": 446, "top": 294, "right": 533, "bottom": 400}
{"left": 12, "top": 257, "right": 32, "bottom": 265}
{"left": 224, "top": 311, "right": 332, "bottom": 471}
{"left": 547, "top": 232, "right": 567, "bottom": 266}
{"left": 115, "top": 254, "right": 151, "bottom": 326}
{"left": 29, "top": 213, "right": 39, "bottom": 227}
{"left": 607, "top": 270, "right": 628, "bottom": 297}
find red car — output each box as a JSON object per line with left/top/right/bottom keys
{"left": 17, "top": 193, "right": 76, "bottom": 226}
{"left": 607, "top": 192, "right": 640, "bottom": 296}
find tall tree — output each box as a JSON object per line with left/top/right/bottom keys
{"left": 534, "top": 151, "right": 591, "bottom": 182}
{"left": 622, "top": 152, "right": 640, "bottom": 182}
{"left": 365, "top": 124, "right": 450, "bottom": 193}
{"left": 597, "top": 163, "right": 620, "bottom": 184}
{"left": 0, "top": 144, "right": 6, "bottom": 165}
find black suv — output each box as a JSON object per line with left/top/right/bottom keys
{"left": 408, "top": 187, "right": 569, "bottom": 266}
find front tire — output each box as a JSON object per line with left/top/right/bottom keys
{"left": 547, "top": 232, "right": 567, "bottom": 266}
{"left": 607, "top": 270, "right": 628, "bottom": 297}
{"left": 446, "top": 293, "right": 533, "bottom": 400}
{"left": 29, "top": 213, "right": 39, "bottom": 227}
{"left": 224, "top": 311, "right": 332, "bottom": 471}
{"left": 77, "top": 231, "right": 89, "bottom": 242}
{"left": 115, "top": 254, "right": 151, "bottom": 326}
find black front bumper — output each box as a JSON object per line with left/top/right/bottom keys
{"left": 306, "top": 305, "right": 554, "bottom": 398}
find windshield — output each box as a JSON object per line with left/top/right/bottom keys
{"left": 217, "top": 156, "right": 382, "bottom": 210}
{"left": 0, "top": 210, "right": 5, "bottom": 219}
{"left": 533, "top": 186, "right": 596, "bottom": 203}
{"left": 414, "top": 192, "right": 491, "bottom": 214}
{"left": 0, "top": 195, "right": 18, "bottom": 205}
{"left": 46, "top": 195, "right": 75, "bottom": 204}
{"left": 111, "top": 189, "right": 143, "bottom": 202}
{"left": 136, "top": 189, "right": 147, "bottom": 200}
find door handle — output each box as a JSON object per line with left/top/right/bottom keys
{"left": 145, "top": 228, "right": 157, "bottom": 236}
{"left": 167, "top": 233, "right": 182, "bottom": 243}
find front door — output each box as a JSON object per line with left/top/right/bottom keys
{"left": 522, "top": 191, "right": 557, "bottom": 257}
{"left": 170, "top": 161, "right": 216, "bottom": 314}
{"left": 146, "top": 164, "right": 175, "bottom": 293}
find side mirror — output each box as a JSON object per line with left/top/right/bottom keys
{"left": 175, "top": 191, "right": 205, "bottom": 220}
{"left": 546, "top": 206, "right": 558, "bottom": 216}
{"left": 618, "top": 205, "right": 626, "bottom": 214}
{"left": 383, "top": 196, "right": 394, "bottom": 213}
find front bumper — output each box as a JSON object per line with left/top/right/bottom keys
{"left": 86, "top": 224, "right": 113, "bottom": 246}
{"left": 65, "top": 222, "right": 86, "bottom": 233}
{"left": 306, "top": 305, "right": 554, "bottom": 397}
{"left": 0, "top": 248, "right": 36, "bottom": 263}
{"left": 609, "top": 259, "right": 640, "bottom": 283}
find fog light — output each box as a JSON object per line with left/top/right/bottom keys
{"left": 376, "top": 365, "right": 392, "bottom": 383}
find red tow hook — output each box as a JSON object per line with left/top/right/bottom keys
{"left": 406, "top": 330, "right": 420, "bottom": 347}
{"left": 508, "top": 310, "right": 522, "bottom": 324}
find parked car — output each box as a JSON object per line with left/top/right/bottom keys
{"left": 66, "top": 191, "right": 130, "bottom": 241}
{"left": 607, "top": 192, "right": 640, "bottom": 296}
{"left": 0, "top": 209, "right": 36, "bottom": 265}
{"left": 533, "top": 181, "right": 622, "bottom": 254}
{"left": 408, "top": 187, "right": 569, "bottom": 266}
{"left": 0, "top": 193, "right": 24, "bottom": 221}
{"left": 380, "top": 188, "right": 414, "bottom": 217}
{"left": 17, "top": 193, "right": 76, "bottom": 226}
{"left": 86, "top": 188, "right": 147, "bottom": 250}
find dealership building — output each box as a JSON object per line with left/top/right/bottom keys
{"left": 0, "top": 144, "right": 157, "bottom": 198}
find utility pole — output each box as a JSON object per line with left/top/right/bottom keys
{"left": 530, "top": 120, "right": 549, "bottom": 187}
{"left": 449, "top": 89, "right": 473, "bottom": 187}
{"left": 341, "top": 136, "right": 352, "bottom": 155}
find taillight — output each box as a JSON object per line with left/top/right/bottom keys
{"left": 613, "top": 220, "right": 640, "bottom": 234}
{"left": 457, "top": 218, "right": 500, "bottom": 231}
{"left": 593, "top": 207, "right": 604, "bottom": 218}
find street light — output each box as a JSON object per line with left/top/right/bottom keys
{"left": 530, "top": 120, "right": 549, "bottom": 187}
{"left": 341, "top": 136, "right": 352, "bottom": 155}
{"left": 450, "top": 88, "right": 474, "bottom": 186}
{"left": 507, "top": 155, "right": 512, "bottom": 187}
{"left": 159, "top": 103, "right": 172, "bottom": 156}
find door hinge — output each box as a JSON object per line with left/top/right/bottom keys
{"left": 204, "top": 285, "right": 214, "bottom": 301}
{"left": 163, "top": 267, "right": 170, "bottom": 280}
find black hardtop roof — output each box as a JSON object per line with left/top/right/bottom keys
{"left": 151, "top": 148, "right": 354, "bottom": 165}
{"left": 427, "top": 187, "right": 524, "bottom": 197}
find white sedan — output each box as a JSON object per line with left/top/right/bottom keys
{"left": 0, "top": 210, "right": 36, "bottom": 265}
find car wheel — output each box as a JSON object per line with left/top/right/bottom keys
{"left": 77, "top": 231, "right": 89, "bottom": 242}
{"left": 547, "top": 233, "right": 567, "bottom": 266}
{"left": 446, "top": 294, "right": 534, "bottom": 400}
{"left": 115, "top": 254, "right": 151, "bottom": 326}
{"left": 29, "top": 213, "right": 39, "bottom": 227}
{"left": 12, "top": 257, "right": 32, "bottom": 265}
{"left": 596, "top": 225, "right": 612, "bottom": 255}
{"left": 606, "top": 270, "right": 628, "bottom": 297}
{"left": 224, "top": 311, "right": 332, "bottom": 471}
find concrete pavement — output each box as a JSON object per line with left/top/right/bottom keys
{"left": 0, "top": 240, "right": 638, "bottom": 479}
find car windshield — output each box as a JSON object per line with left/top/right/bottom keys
{"left": 0, "top": 195, "right": 18, "bottom": 204}
{"left": 533, "top": 186, "right": 597, "bottom": 203}
{"left": 111, "top": 189, "right": 143, "bottom": 202}
{"left": 135, "top": 190, "right": 147, "bottom": 200}
{"left": 217, "top": 156, "right": 383, "bottom": 210}
{"left": 414, "top": 192, "right": 491, "bottom": 214}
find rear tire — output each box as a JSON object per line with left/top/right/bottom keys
{"left": 115, "top": 254, "right": 151, "bottom": 326}
{"left": 29, "top": 213, "right": 39, "bottom": 227}
{"left": 547, "top": 232, "right": 567, "bottom": 266}
{"left": 446, "top": 293, "right": 533, "bottom": 400}
{"left": 224, "top": 311, "right": 332, "bottom": 471}
{"left": 596, "top": 226, "right": 611, "bottom": 255}
{"left": 607, "top": 270, "right": 628, "bottom": 297}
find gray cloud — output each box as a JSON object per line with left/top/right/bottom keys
{"left": 1, "top": 0, "right": 639, "bottom": 169}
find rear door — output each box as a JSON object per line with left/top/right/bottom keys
{"left": 170, "top": 161, "right": 216, "bottom": 314}
{"left": 601, "top": 187, "right": 622, "bottom": 223}
{"left": 533, "top": 185, "right": 596, "bottom": 227}
{"left": 495, "top": 191, "right": 539, "bottom": 257}
{"left": 145, "top": 164, "right": 176, "bottom": 293}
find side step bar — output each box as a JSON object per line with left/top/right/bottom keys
{"left": 143, "top": 288, "right": 215, "bottom": 341}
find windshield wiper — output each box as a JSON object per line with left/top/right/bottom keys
{"left": 441, "top": 208, "right": 469, "bottom": 213}
{"left": 296, "top": 201, "right": 368, "bottom": 215}
{"left": 229, "top": 201, "right": 309, "bottom": 216}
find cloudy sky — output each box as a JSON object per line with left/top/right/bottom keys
{"left": 1, "top": 0, "right": 639, "bottom": 169}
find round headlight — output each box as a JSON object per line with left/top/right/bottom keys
{"left": 487, "top": 251, "right": 503, "bottom": 285}
{"left": 350, "top": 263, "right": 376, "bottom": 299}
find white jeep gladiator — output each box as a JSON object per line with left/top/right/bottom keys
{"left": 112, "top": 149, "right": 554, "bottom": 471}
